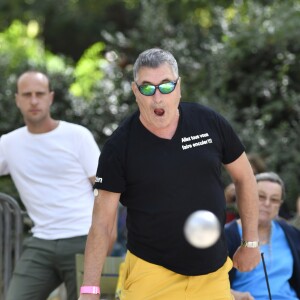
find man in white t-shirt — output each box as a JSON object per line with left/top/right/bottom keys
{"left": 0, "top": 71, "right": 117, "bottom": 300}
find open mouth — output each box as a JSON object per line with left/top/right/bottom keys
{"left": 154, "top": 108, "right": 165, "bottom": 116}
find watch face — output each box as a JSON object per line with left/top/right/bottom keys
{"left": 94, "top": 189, "right": 99, "bottom": 197}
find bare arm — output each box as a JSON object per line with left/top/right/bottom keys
{"left": 107, "top": 209, "right": 118, "bottom": 255}
{"left": 79, "top": 189, "right": 120, "bottom": 300}
{"left": 88, "top": 176, "right": 117, "bottom": 254}
{"left": 224, "top": 152, "right": 261, "bottom": 271}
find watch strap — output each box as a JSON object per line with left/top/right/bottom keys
{"left": 241, "top": 240, "right": 260, "bottom": 248}
{"left": 80, "top": 286, "right": 100, "bottom": 294}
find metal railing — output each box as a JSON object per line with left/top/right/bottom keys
{"left": 0, "top": 192, "right": 23, "bottom": 300}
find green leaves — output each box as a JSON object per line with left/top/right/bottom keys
{"left": 1, "top": 0, "right": 300, "bottom": 211}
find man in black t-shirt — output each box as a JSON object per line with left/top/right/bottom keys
{"left": 79, "top": 48, "right": 261, "bottom": 300}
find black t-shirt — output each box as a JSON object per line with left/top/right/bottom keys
{"left": 94, "top": 102, "right": 245, "bottom": 275}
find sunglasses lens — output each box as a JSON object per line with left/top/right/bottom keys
{"left": 137, "top": 79, "right": 178, "bottom": 96}
{"left": 158, "top": 82, "right": 175, "bottom": 94}
{"left": 139, "top": 85, "right": 156, "bottom": 96}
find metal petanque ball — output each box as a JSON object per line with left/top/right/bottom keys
{"left": 183, "top": 210, "right": 221, "bottom": 248}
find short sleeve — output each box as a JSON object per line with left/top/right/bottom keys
{"left": 94, "top": 142, "right": 126, "bottom": 193}
{"left": 215, "top": 113, "right": 245, "bottom": 164}
{"left": 76, "top": 127, "right": 100, "bottom": 177}
{"left": 0, "top": 136, "right": 9, "bottom": 175}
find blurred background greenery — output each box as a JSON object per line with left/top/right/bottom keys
{"left": 0, "top": 0, "right": 299, "bottom": 214}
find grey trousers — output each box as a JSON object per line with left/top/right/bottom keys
{"left": 6, "top": 235, "right": 87, "bottom": 300}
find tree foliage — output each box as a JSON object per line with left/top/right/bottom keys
{"left": 1, "top": 0, "right": 300, "bottom": 211}
{"left": 207, "top": 1, "right": 300, "bottom": 208}
{"left": 0, "top": 21, "right": 83, "bottom": 200}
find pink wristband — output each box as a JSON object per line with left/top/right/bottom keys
{"left": 80, "top": 286, "right": 100, "bottom": 294}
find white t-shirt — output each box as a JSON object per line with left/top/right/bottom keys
{"left": 0, "top": 121, "right": 100, "bottom": 239}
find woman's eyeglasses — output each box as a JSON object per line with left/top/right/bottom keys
{"left": 136, "top": 78, "right": 179, "bottom": 96}
{"left": 258, "top": 194, "right": 282, "bottom": 206}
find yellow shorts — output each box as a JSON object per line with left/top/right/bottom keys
{"left": 119, "top": 251, "right": 234, "bottom": 300}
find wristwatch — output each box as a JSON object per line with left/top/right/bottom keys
{"left": 241, "top": 240, "right": 260, "bottom": 248}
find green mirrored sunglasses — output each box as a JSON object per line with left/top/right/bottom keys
{"left": 136, "top": 78, "right": 179, "bottom": 96}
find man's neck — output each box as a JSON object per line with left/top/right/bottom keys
{"left": 27, "top": 119, "right": 59, "bottom": 134}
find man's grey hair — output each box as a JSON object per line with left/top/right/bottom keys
{"left": 255, "top": 172, "right": 285, "bottom": 200}
{"left": 133, "top": 48, "right": 178, "bottom": 81}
